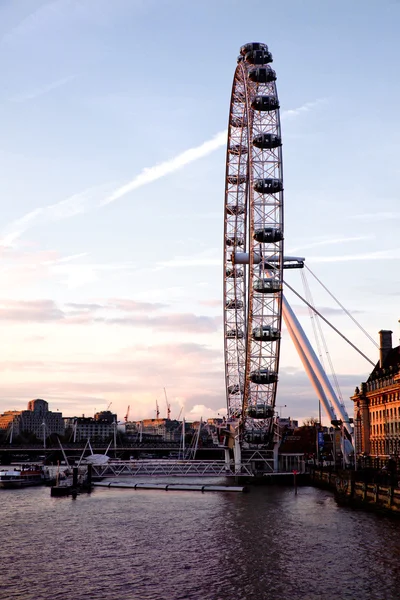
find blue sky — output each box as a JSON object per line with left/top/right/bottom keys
{"left": 0, "top": 0, "right": 399, "bottom": 423}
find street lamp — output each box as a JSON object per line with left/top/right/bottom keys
{"left": 41, "top": 421, "right": 46, "bottom": 450}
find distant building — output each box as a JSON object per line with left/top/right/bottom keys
{"left": 126, "top": 419, "right": 181, "bottom": 442}
{"left": 0, "top": 411, "right": 22, "bottom": 433}
{"left": 64, "top": 412, "right": 117, "bottom": 442}
{"left": 352, "top": 330, "right": 400, "bottom": 457}
{"left": 0, "top": 399, "right": 64, "bottom": 439}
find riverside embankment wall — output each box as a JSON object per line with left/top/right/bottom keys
{"left": 310, "top": 469, "right": 400, "bottom": 516}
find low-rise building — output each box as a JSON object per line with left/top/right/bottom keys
{"left": 64, "top": 412, "right": 117, "bottom": 442}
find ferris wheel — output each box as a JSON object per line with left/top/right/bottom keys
{"left": 223, "top": 42, "right": 284, "bottom": 442}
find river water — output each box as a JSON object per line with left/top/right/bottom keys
{"left": 1, "top": 480, "right": 400, "bottom": 600}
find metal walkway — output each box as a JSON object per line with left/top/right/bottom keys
{"left": 90, "top": 459, "right": 254, "bottom": 478}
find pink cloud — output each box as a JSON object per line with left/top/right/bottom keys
{"left": 0, "top": 298, "right": 219, "bottom": 332}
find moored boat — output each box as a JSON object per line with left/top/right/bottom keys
{"left": 0, "top": 466, "right": 44, "bottom": 489}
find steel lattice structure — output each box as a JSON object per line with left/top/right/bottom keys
{"left": 224, "top": 42, "right": 284, "bottom": 444}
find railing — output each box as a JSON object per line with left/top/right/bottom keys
{"left": 90, "top": 459, "right": 254, "bottom": 478}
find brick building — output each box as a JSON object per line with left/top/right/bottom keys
{"left": 352, "top": 330, "right": 400, "bottom": 457}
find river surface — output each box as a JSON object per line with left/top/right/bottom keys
{"left": 1, "top": 480, "right": 400, "bottom": 600}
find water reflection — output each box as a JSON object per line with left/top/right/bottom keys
{"left": 1, "top": 484, "right": 400, "bottom": 600}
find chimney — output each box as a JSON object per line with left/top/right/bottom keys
{"left": 379, "top": 330, "right": 393, "bottom": 368}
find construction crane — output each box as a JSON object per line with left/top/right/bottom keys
{"left": 177, "top": 407, "right": 183, "bottom": 421}
{"left": 164, "top": 388, "right": 171, "bottom": 420}
{"left": 124, "top": 405, "right": 130, "bottom": 422}
{"left": 156, "top": 399, "right": 160, "bottom": 419}
{"left": 106, "top": 402, "right": 112, "bottom": 411}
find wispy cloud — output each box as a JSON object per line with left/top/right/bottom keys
{"left": 349, "top": 212, "right": 400, "bottom": 222}
{"left": 0, "top": 183, "right": 113, "bottom": 248}
{"left": 283, "top": 98, "right": 327, "bottom": 118}
{"left": 156, "top": 249, "right": 221, "bottom": 270}
{"left": 288, "top": 234, "right": 374, "bottom": 254}
{"left": 0, "top": 298, "right": 220, "bottom": 333}
{"left": 308, "top": 249, "right": 400, "bottom": 263}
{"left": 2, "top": 0, "right": 71, "bottom": 44}
{"left": 10, "top": 75, "right": 77, "bottom": 102}
{"left": 291, "top": 304, "right": 364, "bottom": 317}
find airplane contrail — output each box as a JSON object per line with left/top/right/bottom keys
{"left": 0, "top": 99, "right": 326, "bottom": 246}
{"left": 102, "top": 99, "right": 326, "bottom": 206}
{"left": 102, "top": 130, "right": 227, "bottom": 205}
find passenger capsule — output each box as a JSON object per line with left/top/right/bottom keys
{"left": 248, "top": 67, "right": 276, "bottom": 83}
{"left": 226, "top": 204, "right": 245, "bottom": 216}
{"left": 225, "top": 268, "right": 243, "bottom": 278}
{"left": 251, "top": 96, "right": 280, "bottom": 111}
{"left": 246, "top": 403, "right": 275, "bottom": 418}
{"left": 252, "top": 326, "right": 280, "bottom": 342}
{"left": 254, "top": 278, "right": 282, "bottom": 294}
{"left": 226, "top": 175, "right": 246, "bottom": 185}
{"left": 253, "top": 227, "right": 283, "bottom": 243}
{"left": 231, "top": 116, "right": 247, "bottom": 128}
{"left": 232, "top": 251, "right": 262, "bottom": 265}
{"left": 226, "top": 236, "right": 244, "bottom": 247}
{"left": 245, "top": 50, "right": 273, "bottom": 65}
{"left": 226, "top": 299, "right": 243, "bottom": 310}
{"left": 228, "top": 144, "right": 248, "bottom": 155}
{"left": 226, "top": 329, "right": 244, "bottom": 339}
{"left": 240, "top": 42, "right": 268, "bottom": 56}
{"left": 253, "top": 133, "right": 282, "bottom": 150}
{"left": 254, "top": 178, "right": 283, "bottom": 194}
{"left": 249, "top": 370, "right": 278, "bottom": 385}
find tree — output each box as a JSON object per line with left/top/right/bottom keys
{"left": 303, "top": 417, "right": 318, "bottom": 427}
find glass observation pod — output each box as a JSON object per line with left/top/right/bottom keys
{"left": 254, "top": 278, "right": 282, "bottom": 294}
{"left": 226, "top": 329, "right": 244, "bottom": 339}
{"left": 226, "top": 268, "right": 244, "bottom": 278}
{"left": 230, "top": 116, "right": 247, "bottom": 128}
{"left": 245, "top": 49, "right": 273, "bottom": 65}
{"left": 251, "top": 96, "right": 280, "bottom": 111}
{"left": 228, "top": 384, "right": 243, "bottom": 395}
{"left": 229, "top": 144, "right": 248, "bottom": 155}
{"left": 226, "top": 299, "right": 244, "bottom": 310}
{"left": 253, "top": 227, "right": 283, "bottom": 243}
{"left": 240, "top": 42, "right": 269, "bottom": 55}
{"left": 254, "top": 178, "right": 283, "bottom": 194}
{"left": 232, "top": 251, "right": 262, "bottom": 265}
{"left": 249, "top": 369, "right": 278, "bottom": 385}
{"left": 248, "top": 66, "right": 276, "bottom": 83}
{"left": 253, "top": 133, "right": 282, "bottom": 149}
{"left": 227, "top": 204, "right": 245, "bottom": 216}
{"left": 252, "top": 325, "right": 280, "bottom": 342}
{"left": 246, "top": 403, "right": 275, "bottom": 419}
{"left": 226, "top": 236, "right": 244, "bottom": 247}
{"left": 226, "top": 175, "right": 246, "bottom": 185}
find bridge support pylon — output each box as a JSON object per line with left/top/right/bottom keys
{"left": 234, "top": 437, "right": 242, "bottom": 474}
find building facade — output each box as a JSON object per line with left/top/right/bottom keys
{"left": 0, "top": 399, "right": 64, "bottom": 439}
{"left": 64, "top": 411, "right": 117, "bottom": 442}
{"left": 352, "top": 330, "right": 400, "bottom": 457}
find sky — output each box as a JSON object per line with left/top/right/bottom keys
{"left": 0, "top": 0, "right": 399, "bottom": 425}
